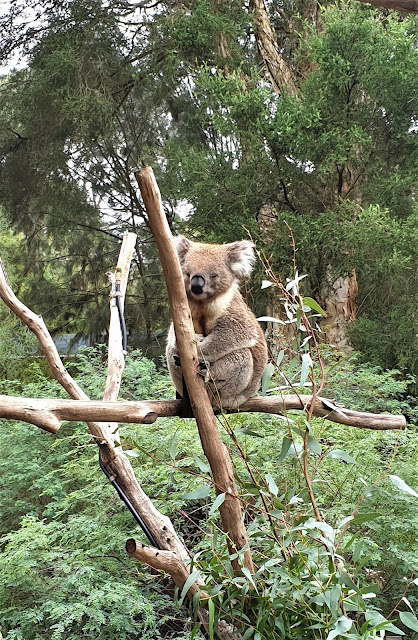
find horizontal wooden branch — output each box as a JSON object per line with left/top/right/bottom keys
{"left": 0, "top": 395, "right": 158, "bottom": 433}
{"left": 146, "top": 396, "right": 406, "bottom": 430}
{"left": 238, "top": 395, "right": 407, "bottom": 430}
{"left": 1, "top": 394, "right": 406, "bottom": 432}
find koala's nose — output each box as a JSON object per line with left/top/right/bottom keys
{"left": 190, "top": 275, "right": 205, "bottom": 295}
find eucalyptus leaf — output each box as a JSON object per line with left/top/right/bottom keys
{"left": 276, "top": 349, "right": 285, "bottom": 367}
{"left": 302, "top": 296, "right": 327, "bottom": 316}
{"left": 265, "top": 472, "right": 278, "bottom": 496}
{"left": 261, "top": 362, "right": 275, "bottom": 396}
{"left": 389, "top": 474, "right": 418, "bottom": 497}
{"left": 351, "top": 512, "right": 382, "bottom": 525}
{"left": 209, "top": 492, "right": 226, "bottom": 516}
{"left": 300, "top": 353, "right": 313, "bottom": 386}
{"left": 399, "top": 611, "right": 418, "bottom": 632}
{"left": 257, "top": 316, "right": 286, "bottom": 324}
{"left": 242, "top": 628, "right": 254, "bottom": 640}
{"left": 326, "top": 449, "right": 356, "bottom": 464}
{"left": 208, "top": 598, "right": 215, "bottom": 640}
{"left": 278, "top": 436, "right": 292, "bottom": 461}
{"left": 192, "top": 453, "right": 210, "bottom": 474}
{"left": 242, "top": 566, "right": 257, "bottom": 590}
{"left": 182, "top": 485, "right": 211, "bottom": 500}
{"left": 321, "top": 398, "right": 348, "bottom": 418}
{"left": 124, "top": 449, "right": 140, "bottom": 457}
{"left": 235, "top": 427, "right": 263, "bottom": 437}
{"left": 179, "top": 570, "right": 202, "bottom": 606}
{"left": 307, "top": 435, "right": 322, "bottom": 455}
{"left": 169, "top": 438, "right": 178, "bottom": 461}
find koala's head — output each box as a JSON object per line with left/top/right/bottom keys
{"left": 174, "top": 236, "right": 255, "bottom": 301}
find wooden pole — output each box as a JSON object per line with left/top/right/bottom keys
{"left": 134, "top": 166, "right": 254, "bottom": 573}
{"left": 103, "top": 232, "right": 137, "bottom": 443}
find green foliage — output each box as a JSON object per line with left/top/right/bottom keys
{"left": 166, "top": 0, "right": 246, "bottom": 65}
{"left": 0, "top": 222, "right": 41, "bottom": 379}
{"left": 0, "top": 336, "right": 417, "bottom": 639}
{"left": 0, "top": 517, "right": 164, "bottom": 640}
{"left": 345, "top": 206, "right": 418, "bottom": 380}
{"left": 196, "top": 516, "right": 407, "bottom": 639}
{"left": 0, "top": 351, "right": 200, "bottom": 639}
{"left": 0, "top": 0, "right": 418, "bottom": 636}
{"left": 1, "top": 0, "right": 417, "bottom": 379}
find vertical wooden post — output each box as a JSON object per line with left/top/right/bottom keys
{"left": 103, "top": 232, "right": 137, "bottom": 443}
{"left": 134, "top": 166, "right": 254, "bottom": 573}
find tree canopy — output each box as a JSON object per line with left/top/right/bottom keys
{"left": 0, "top": 0, "right": 417, "bottom": 374}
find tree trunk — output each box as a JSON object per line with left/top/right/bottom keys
{"left": 320, "top": 268, "right": 358, "bottom": 351}
{"left": 249, "top": 0, "right": 298, "bottom": 97}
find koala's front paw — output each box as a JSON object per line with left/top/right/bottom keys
{"left": 197, "top": 359, "right": 210, "bottom": 381}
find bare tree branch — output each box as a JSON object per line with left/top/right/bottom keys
{"left": 0, "top": 245, "right": 190, "bottom": 561}
{"left": 0, "top": 395, "right": 157, "bottom": 432}
{"left": 357, "top": 0, "right": 418, "bottom": 12}
{"left": 0, "top": 394, "right": 406, "bottom": 432}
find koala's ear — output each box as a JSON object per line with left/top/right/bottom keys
{"left": 226, "top": 240, "right": 256, "bottom": 278}
{"left": 173, "top": 235, "right": 192, "bottom": 262}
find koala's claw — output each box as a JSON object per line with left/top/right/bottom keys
{"left": 197, "top": 360, "right": 210, "bottom": 380}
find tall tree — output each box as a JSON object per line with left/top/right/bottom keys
{"left": 0, "top": 0, "right": 416, "bottom": 376}
{"left": 159, "top": 1, "right": 418, "bottom": 372}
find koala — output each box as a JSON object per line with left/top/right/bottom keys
{"left": 166, "top": 236, "right": 268, "bottom": 409}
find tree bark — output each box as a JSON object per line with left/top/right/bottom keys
{"left": 126, "top": 538, "right": 208, "bottom": 599}
{"left": 134, "top": 166, "right": 254, "bottom": 573}
{"left": 320, "top": 268, "right": 358, "bottom": 351}
{"left": 103, "top": 232, "right": 137, "bottom": 443}
{"left": 249, "top": 0, "right": 298, "bottom": 97}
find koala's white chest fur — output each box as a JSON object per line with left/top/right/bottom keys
{"left": 188, "top": 285, "right": 237, "bottom": 336}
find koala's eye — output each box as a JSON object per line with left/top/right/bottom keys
{"left": 211, "top": 273, "right": 218, "bottom": 279}
{"left": 186, "top": 273, "right": 190, "bottom": 278}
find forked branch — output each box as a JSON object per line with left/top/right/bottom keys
{"left": 0, "top": 238, "right": 190, "bottom": 561}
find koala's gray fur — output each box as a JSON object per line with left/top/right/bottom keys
{"left": 166, "top": 236, "right": 268, "bottom": 409}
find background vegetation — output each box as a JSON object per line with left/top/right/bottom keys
{"left": 0, "top": 0, "right": 417, "bottom": 638}
{"left": 0, "top": 0, "right": 417, "bottom": 376}
{"left": 0, "top": 347, "right": 416, "bottom": 638}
